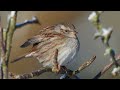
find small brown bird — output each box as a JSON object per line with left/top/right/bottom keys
{"left": 11, "top": 23, "right": 80, "bottom": 75}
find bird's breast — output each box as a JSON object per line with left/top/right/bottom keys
{"left": 32, "top": 37, "right": 80, "bottom": 68}
{"left": 57, "top": 37, "right": 80, "bottom": 66}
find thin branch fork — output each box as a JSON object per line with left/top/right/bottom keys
{"left": 0, "top": 11, "right": 40, "bottom": 79}
{"left": 0, "top": 11, "right": 18, "bottom": 79}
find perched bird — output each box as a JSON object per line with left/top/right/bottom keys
{"left": 11, "top": 23, "right": 80, "bottom": 76}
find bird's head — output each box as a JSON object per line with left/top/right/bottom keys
{"left": 54, "top": 23, "right": 78, "bottom": 38}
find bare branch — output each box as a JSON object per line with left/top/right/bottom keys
{"left": 9, "top": 68, "right": 52, "bottom": 79}
{"left": 74, "top": 55, "right": 96, "bottom": 75}
{"left": 15, "top": 16, "right": 40, "bottom": 29}
{"left": 5, "top": 11, "right": 17, "bottom": 64}
{"left": 0, "top": 24, "right": 6, "bottom": 54}
{"left": 0, "top": 17, "right": 6, "bottom": 79}
{"left": 93, "top": 54, "right": 120, "bottom": 79}
{"left": 1, "top": 11, "right": 18, "bottom": 79}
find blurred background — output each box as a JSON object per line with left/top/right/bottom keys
{"left": 0, "top": 11, "right": 120, "bottom": 79}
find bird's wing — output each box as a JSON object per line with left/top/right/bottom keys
{"left": 20, "top": 34, "right": 50, "bottom": 48}
{"left": 20, "top": 31, "right": 65, "bottom": 48}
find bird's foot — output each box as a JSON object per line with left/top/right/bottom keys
{"left": 52, "top": 65, "right": 61, "bottom": 73}
{"left": 52, "top": 67, "right": 60, "bottom": 73}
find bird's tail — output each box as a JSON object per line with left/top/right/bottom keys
{"left": 10, "top": 53, "right": 30, "bottom": 63}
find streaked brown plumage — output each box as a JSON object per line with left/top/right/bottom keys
{"left": 11, "top": 23, "right": 80, "bottom": 73}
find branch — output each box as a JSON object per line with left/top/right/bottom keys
{"left": 88, "top": 11, "right": 120, "bottom": 78}
{"left": 9, "top": 55, "right": 96, "bottom": 79}
{"left": 9, "top": 68, "right": 52, "bottom": 79}
{"left": 1, "top": 11, "right": 18, "bottom": 79}
{"left": 93, "top": 54, "right": 120, "bottom": 79}
{"left": 0, "top": 17, "right": 6, "bottom": 79}
{"left": 61, "top": 55, "right": 96, "bottom": 79}
{"left": 0, "top": 12, "right": 40, "bottom": 79}
{"left": 73, "top": 55, "right": 96, "bottom": 75}
{"left": 15, "top": 16, "right": 40, "bottom": 29}
{"left": 0, "top": 21, "right": 5, "bottom": 54}
{"left": 5, "top": 11, "right": 17, "bottom": 64}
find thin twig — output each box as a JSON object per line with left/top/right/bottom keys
{"left": 15, "top": 16, "right": 40, "bottom": 29}
{"left": 9, "top": 68, "right": 52, "bottom": 79}
{"left": 0, "top": 17, "right": 6, "bottom": 79}
{"left": 6, "top": 11, "right": 17, "bottom": 64}
{"left": 73, "top": 55, "right": 96, "bottom": 75}
{"left": 93, "top": 54, "right": 120, "bottom": 79}
{"left": 52, "top": 49, "right": 59, "bottom": 72}
{"left": 61, "top": 55, "right": 96, "bottom": 79}
{"left": 1, "top": 11, "right": 18, "bottom": 79}
{"left": 0, "top": 20, "right": 6, "bottom": 54}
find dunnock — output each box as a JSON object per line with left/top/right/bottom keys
{"left": 11, "top": 23, "right": 80, "bottom": 77}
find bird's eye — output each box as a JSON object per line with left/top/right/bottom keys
{"left": 65, "top": 30, "right": 68, "bottom": 32}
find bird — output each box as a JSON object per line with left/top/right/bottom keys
{"left": 11, "top": 23, "right": 80, "bottom": 78}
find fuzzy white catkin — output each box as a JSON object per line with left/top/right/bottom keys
{"left": 88, "top": 12, "right": 97, "bottom": 22}
{"left": 10, "top": 11, "right": 16, "bottom": 17}
{"left": 102, "top": 28, "right": 113, "bottom": 36}
{"left": 111, "top": 67, "right": 120, "bottom": 76}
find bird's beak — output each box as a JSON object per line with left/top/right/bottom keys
{"left": 69, "top": 31, "right": 78, "bottom": 38}
{"left": 71, "top": 31, "right": 78, "bottom": 34}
